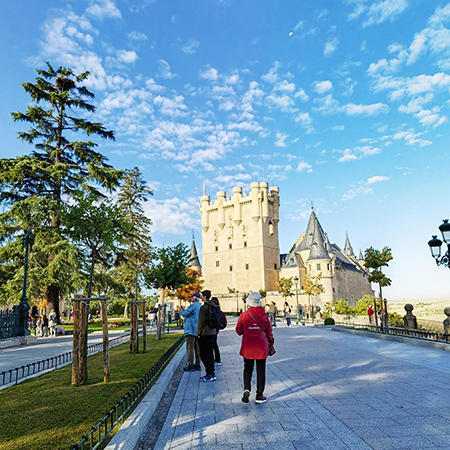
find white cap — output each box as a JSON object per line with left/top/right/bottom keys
{"left": 246, "top": 292, "right": 262, "bottom": 307}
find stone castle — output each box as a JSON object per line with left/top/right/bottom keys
{"left": 193, "top": 182, "right": 373, "bottom": 312}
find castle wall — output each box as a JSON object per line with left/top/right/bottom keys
{"left": 334, "top": 266, "right": 373, "bottom": 306}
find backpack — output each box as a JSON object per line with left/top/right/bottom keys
{"left": 218, "top": 310, "right": 227, "bottom": 330}
{"left": 206, "top": 304, "right": 221, "bottom": 330}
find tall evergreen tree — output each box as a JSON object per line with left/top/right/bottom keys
{"left": 0, "top": 62, "right": 122, "bottom": 315}
{"left": 114, "top": 167, "right": 153, "bottom": 315}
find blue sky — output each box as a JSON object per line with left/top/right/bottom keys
{"left": 2, "top": 0, "right": 450, "bottom": 300}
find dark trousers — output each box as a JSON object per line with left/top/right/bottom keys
{"left": 213, "top": 332, "right": 221, "bottom": 363}
{"left": 199, "top": 335, "right": 216, "bottom": 375}
{"left": 185, "top": 335, "right": 200, "bottom": 368}
{"left": 243, "top": 358, "right": 266, "bottom": 397}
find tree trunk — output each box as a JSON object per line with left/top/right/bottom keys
{"left": 123, "top": 302, "right": 129, "bottom": 319}
{"left": 130, "top": 302, "right": 137, "bottom": 353}
{"left": 100, "top": 300, "right": 110, "bottom": 383}
{"left": 156, "top": 288, "right": 165, "bottom": 340}
{"left": 79, "top": 300, "right": 88, "bottom": 385}
{"left": 71, "top": 300, "right": 81, "bottom": 386}
{"left": 46, "top": 284, "right": 60, "bottom": 324}
{"left": 142, "top": 302, "right": 147, "bottom": 353}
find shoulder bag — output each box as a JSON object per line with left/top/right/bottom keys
{"left": 248, "top": 311, "right": 276, "bottom": 356}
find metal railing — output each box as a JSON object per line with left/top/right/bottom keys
{"left": 72, "top": 335, "right": 185, "bottom": 450}
{"left": 336, "top": 322, "right": 450, "bottom": 344}
{"left": 0, "top": 333, "right": 130, "bottom": 388}
{"left": 0, "top": 309, "right": 21, "bottom": 339}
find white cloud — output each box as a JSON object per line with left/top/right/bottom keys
{"left": 116, "top": 49, "right": 138, "bottom": 63}
{"left": 295, "top": 112, "right": 315, "bottom": 134}
{"left": 324, "top": 37, "right": 339, "bottom": 57}
{"left": 275, "top": 132, "right": 288, "bottom": 147}
{"left": 86, "top": 0, "right": 122, "bottom": 20}
{"left": 199, "top": 66, "right": 219, "bottom": 81}
{"left": 313, "top": 80, "right": 333, "bottom": 94}
{"left": 338, "top": 149, "right": 358, "bottom": 163}
{"left": 261, "top": 61, "right": 282, "bottom": 83}
{"left": 343, "top": 102, "right": 389, "bottom": 116}
{"left": 181, "top": 39, "right": 200, "bottom": 54}
{"left": 342, "top": 185, "right": 373, "bottom": 201}
{"left": 294, "top": 89, "right": 309, "bottom": 101}
{"left": 297, "top": 162, "right": 313, "bottom": 173}
{"left": 364, "top": 0, "right": 408, "bottom": 27}
{"left": 128, "top": 31, "right": 148, "bottom": 41}
{"left": 157, "top": 60, "right": 177, "bottom": 79}
{"left": 367, "top": 175, "right": 389, "bottom": 184}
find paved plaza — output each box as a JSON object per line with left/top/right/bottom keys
{"left": 132, "top": 319, "right": 450, "bottom": 450}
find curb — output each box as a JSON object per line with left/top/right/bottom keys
{"left": 332, "top": 326, "right": 450, "bottom": 351}
{"left": 104, "top": 344, "right": 186, "bottom": 450}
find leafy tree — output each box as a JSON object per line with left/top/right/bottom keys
{"left": 0, "top": 62, "right": 121, "bottom": 315}
{"left": 354, "top": 295, "right": 378, "bottom": 315}
{"left": 172, "top": 268, "right": 204, "bottom": 305}
{"left": 301, "top": 272, "right": 323, "bottom": 321}
{"left": 277, "top": 277, "right": 294, "bottom": 298}
{"left": 364, "top": 246, "right": 392, "bottom": 329}
{"left": 113, "top": 167, "right": 153, "bottom": 317}
{"left": 61, "top": 191, "right": 131, "bottom": 297}
{"left": 143, "top": 243, "right": 193, "bottom": 339}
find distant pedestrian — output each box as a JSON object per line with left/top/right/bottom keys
{"left": 197, "top": 290, "right": 220, "bottom": 382}
{"left": 180, "top": 293, "right": 201, "bottom": 372}
{"left": 49, "top": 309, "right": 57, "bottom": 337}
{"left": 367, "top": 305, "right": 374, "bottom": 325}
{"left": 236, "top": 292, "right": 274, "bottom": 404}
{"left": 284, "top": 302, "right": 292, "bottom": 327}
{"left": 268, "top": 301, "right": 277, "bottom": 327}
{"left": 42, "top": 314, "right": 49, "bottom": 337}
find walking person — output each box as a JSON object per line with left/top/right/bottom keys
{"left": 197, "top": 290, "right": 220, "bottom": 382}
{"left": 211, "top": 297, "right": 227, "bottom": 367}
{"left": 268, "top": 301, "right": 277, "bottom": 327}
{"left": 236, "top": 292, "right": 274, "bottom": 404}
{"left": 49, "top": 309, "right": 57, "bottom": 337}
{"left": 367, "top": 304, "right": 374, "bottom": 325}
{"left": 180, "top": 293, "right": 202, "bottom": 372}
{"left": 283, "top": 302, "right": 292, "bottom": 327}
{"left": 42, "top": 314, "right": 49, "bottom": 337}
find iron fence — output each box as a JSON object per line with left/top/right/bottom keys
{"left": 0, "top": 333, "right": 130, "bottom": 388}
{"left": 0, "top": 309, "right": 21, "bottom": 339}
{"left": 72, "top": 335, "right": 185, "bottom": 450}
{"left": 336, "top": 322, "right": 450, "bottom": 344}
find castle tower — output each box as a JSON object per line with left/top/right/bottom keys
{"left": 200, "top": 182, "right": 280, "bottom": 294}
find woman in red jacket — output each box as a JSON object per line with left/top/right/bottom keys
{"left": 236, "top": 292, "right": 274, "bottom": 404}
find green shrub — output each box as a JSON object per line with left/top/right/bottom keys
{"left": 324, "top": 317, "right": 335, "bottom": 325}
{"left": 388, "top": 311, "right": 403, "bottom": 327}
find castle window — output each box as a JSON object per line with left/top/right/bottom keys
{"left": 327, "top": 263, "right": 330, "bottom": 270}
{"left": 274, "top": 263, "right": 277, "bottom": 270}
{"left": 244, "top": 241, "right": 247, "bottom": 248}
{"left": 215, "top": 246, "right": 218, "bottom": 252}
{"left": 245, "top": 264, "right": 249, "bottom": 270}
{"left": 215, "top": 260, "right": 220, "bottom": 267}
{"left": 229, "top": 243, "right": 232, "bottom": 249}
{"left": 317, "top": 263, "right": 321, "bottom": 270}
{"left": 229, "top": 265, "right": 233, "bottom": 272}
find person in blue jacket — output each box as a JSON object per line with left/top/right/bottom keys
{"left": 181, "top": 292, "right": 202, "bottom": 371}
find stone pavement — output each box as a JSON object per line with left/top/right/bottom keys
{"left": 138, "top": 318, "right": 450, "bottom": 450}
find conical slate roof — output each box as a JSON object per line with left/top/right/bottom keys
{"left": 295, "top": 210, "right": 326, "bottom": 252}
{"left": 344, "top": 234, "right": 355, "bottom": 257}
{"left": 187, "top": 239, "right": 201, "bottom": 268}
{"left": 359, "top": 249, "right": 364, "bottom": 260}
{"left": 308, "top": 218, "right": 330, "bottom": 260}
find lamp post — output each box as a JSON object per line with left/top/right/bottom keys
{"left": 294, "top": 276, "right": 299, "bottom": 323}
{"left": 18, "top": 230, "right": 34, "bottom": 337}
{"left": 428, "top": 219, "right": 450, "bottom": 268}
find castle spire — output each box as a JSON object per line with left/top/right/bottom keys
{"left": 344, "top": 233, "right": 355, "bottom": 257}
{"left": 187, "top": 238, "right": 202, "bottom": 272}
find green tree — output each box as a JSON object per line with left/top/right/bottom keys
{"left": 113, "top": 167, "right": 153, "bottom": 317}
{"left": 0, "top": 62, "right": 121, "bottom": 315}
{"left": 301, "top": 272, "right": 323, "bottom": 322}
{"left": 364, "top": 246, "right": 392, "bottom": 329}
{"left": 143, "top": 243, "right": 193, "bottom": 339}
{"left": 277, "top": 277, "right": 294, "bottom": 299}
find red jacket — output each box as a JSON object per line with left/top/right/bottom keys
{"left": 236, "top": 306, "right": 274, "bottom": 359}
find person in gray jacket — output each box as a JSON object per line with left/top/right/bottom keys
{"left": 181, "top": 292, "right": 202, "bottom": 371}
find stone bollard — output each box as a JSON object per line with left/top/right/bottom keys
{"left": 403, "top": 304, "right": 418, "bottom": 330}
{"left": 443, "top": 307, "right": 450, "bottom": 335}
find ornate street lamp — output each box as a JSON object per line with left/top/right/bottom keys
{"left": 428, "top": 219, "right": 450, "bottom": 268}
{"left": 293, "top": 276, "right": 299, "bottom": 323}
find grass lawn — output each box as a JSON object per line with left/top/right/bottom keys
{"left": 0, "top": 332, "right": 183, "bottom": 450}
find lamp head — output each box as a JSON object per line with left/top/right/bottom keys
{"left": 428, "top": 235, "right": 442, "bottom": 259}
{"left": 439, "top": 219, "right": 450, "bottom": 243}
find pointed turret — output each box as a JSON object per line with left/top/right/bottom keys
{"left": 344, "top": 233, "right": 355, "bottom": 257}
{"left": 308, "top": 221, "right": 330, "bottom": 260}
{"left": 296, "top": 210, "right": 326, "bottom": 252}
{"left": 187, "top": 239, "right": 202, "bottom": 273}
{"left": 359, "top": 249, "right": 364, "bottom": 260}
